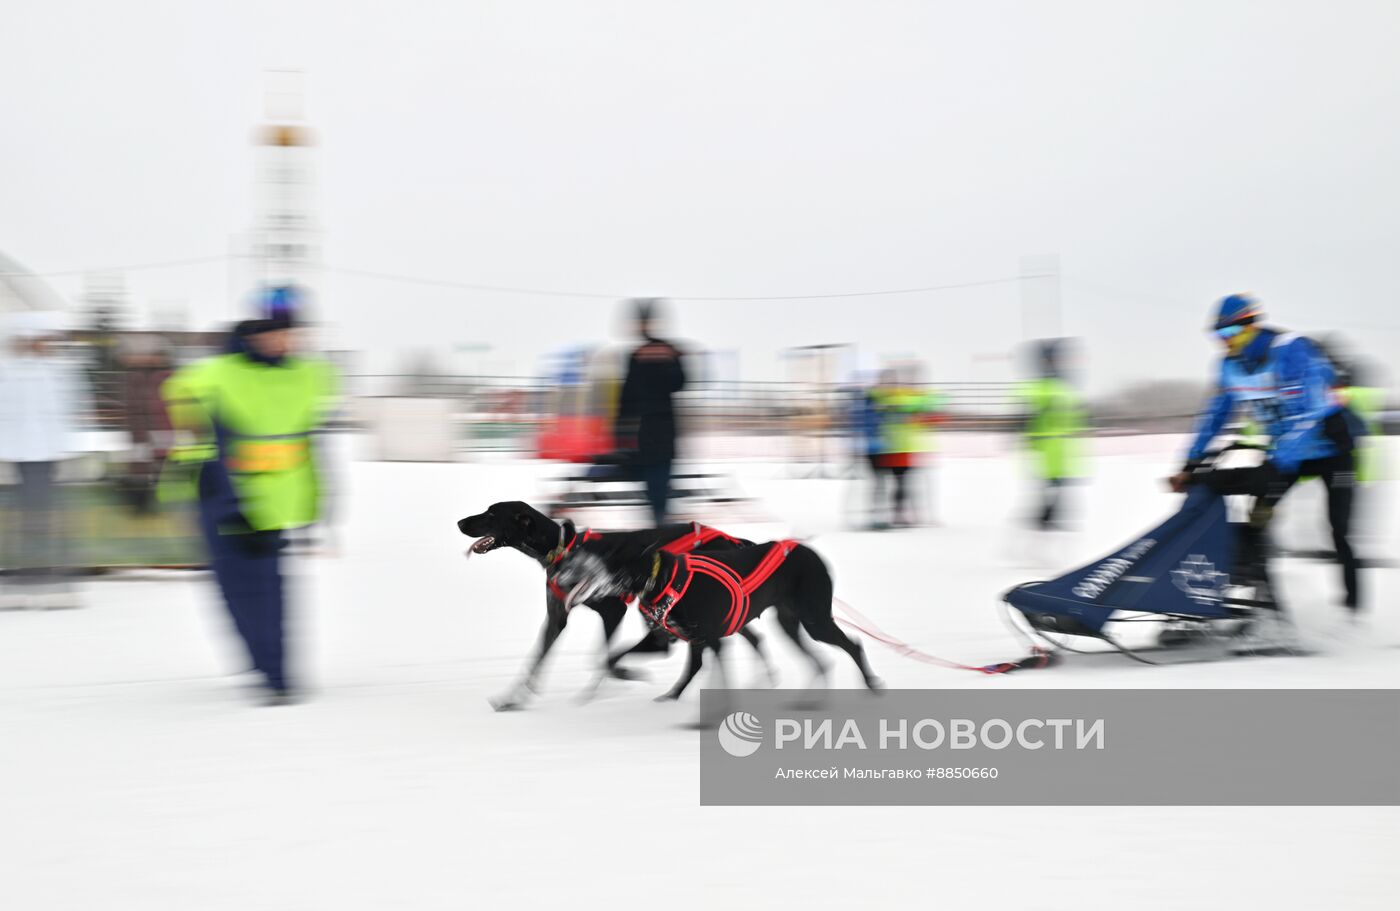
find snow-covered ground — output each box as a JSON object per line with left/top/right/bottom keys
{"left": 3, "top": 435, "right": 1397, "bottom": 909}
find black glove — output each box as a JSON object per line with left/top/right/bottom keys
{"left": 1167, "top": 459, "right": 1204, "bottom": 492}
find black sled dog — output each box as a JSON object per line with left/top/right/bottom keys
{"left": 457, "top": 501, "right": 774, "bottom": 708}
{"left": 555, "top": 537, "right": 883, "bottom": 699}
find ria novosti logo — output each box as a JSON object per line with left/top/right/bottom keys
{"left": 717, "top": 712, "right": 763, "bottom": 757}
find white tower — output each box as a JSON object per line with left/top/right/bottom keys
{"left": 245, "top": 70, "right": 320, "bottom": 311}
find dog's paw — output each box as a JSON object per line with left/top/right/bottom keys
{"left": 573, "top": 675, "right": 606, "bottom": 705}
{"left": 653, "top": 691, "right": 681, "bottom": 703}
{"left": 489, "top": 694, "right": 525, "bottom": 712}
{"left": 608, "top": 666, "right": 647, "bottom": 682}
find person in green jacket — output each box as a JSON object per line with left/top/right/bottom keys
{"left": 869, "top": 368, "right": 944, "bottom": 528}
{"left": 163, "top": 306, "right": 336, "bottom": 705}
{"left": 1017, "top": 339, "right": 1086, "bottom": 530}
{"left": 1337, "top": 368, "right": 1383, "bottom": 485}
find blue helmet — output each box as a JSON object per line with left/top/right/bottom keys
{"left": 1212, "top": 293, "right": 1263, "bottom": 331}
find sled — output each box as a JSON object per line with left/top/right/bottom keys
{"left": 1002, "top": 470, "right": 1302, "bottom": 664}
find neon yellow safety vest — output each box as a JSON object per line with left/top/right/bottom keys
{"left": 1339, "top": 385, "right": 1384, "bottom": 483}
{"left": 870, "top": 387, "right": 943, "bottom": 454}
{"left": 1018, "top": 377, "right": 1086, "bottom": 480}
{"left": 161, "top": 354, "right": 337, "bottom": 532}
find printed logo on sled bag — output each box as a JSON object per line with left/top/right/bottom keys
{"left": 1171, "top": 555, "right": 1230, "bottom": 604}
{"left": 717, "top": 712, "right": 764, "bottom": 757}
{"left": 1072, "top": 537, "right": 1156, "bottom": 599}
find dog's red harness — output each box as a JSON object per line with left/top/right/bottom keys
{"left": 658, "top": 522, "right": 744, "bottom": 555}
{"left": 546, "top": 523, "right": 743, "bottom": 604}
{"left": 638, "top": 540, "right": 799, "bottom": 641}
{"left": 548, "top": 525, "right": 603, "bottom": 566}
{"left": 545, "top": 525, "right": 602, "bottom": 602}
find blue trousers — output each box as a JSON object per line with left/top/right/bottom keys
{"left": 197, "top": 501, "right": 288, "bottom": 690}
{"left": 639, "top": 463, "right": 672, "bottom": 526}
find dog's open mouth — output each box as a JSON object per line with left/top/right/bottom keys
{"left": 470, "top": 536, "right": 499, "bottom": 554}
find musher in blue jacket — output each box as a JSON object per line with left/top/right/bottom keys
{"left": 1169, "top": 294, "right": 1361, "bottom": 613}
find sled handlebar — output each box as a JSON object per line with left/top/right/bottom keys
{"left": 1167, "top": 442, "right": 1270, "bottom": 495}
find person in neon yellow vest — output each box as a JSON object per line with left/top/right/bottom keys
{"left": 162, "top": 313, "right": 336, "bottom": 705}
{"left": 869, "top": 368, "right": 944, "bottom": 528}
{"left": 1333, "top": 359, "right": 1385, "bottom": 570}
{"left": 1017, "top": 339, "right": 1086, "bottom": 529}
{"left": 1336, "top": 374, "right": 1384, "bottom": 484}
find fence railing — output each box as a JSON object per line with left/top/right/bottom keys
{"left": 344, "top": 374, "right": 1029, "bottom": 455}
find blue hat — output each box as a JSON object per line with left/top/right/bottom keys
{"left": 260, "top": 285, "right": 302, "bottom": 329}
{"left": 1213, "top": 293, "right": 1263, "bottom": 330}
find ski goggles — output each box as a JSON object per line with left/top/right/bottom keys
{"left": 1214, "top": 323, "right": 1247, "bottom": 340}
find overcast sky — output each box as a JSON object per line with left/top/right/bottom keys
{"left": 2, "top": 0, "right": 1397, "bottom": 391}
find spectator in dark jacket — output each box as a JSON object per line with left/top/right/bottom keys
{"left": 118, "top": 334, "right": 175, "bottom": 514}
{"left": 615, "top": 298, "right": 686, "bottom": 525}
